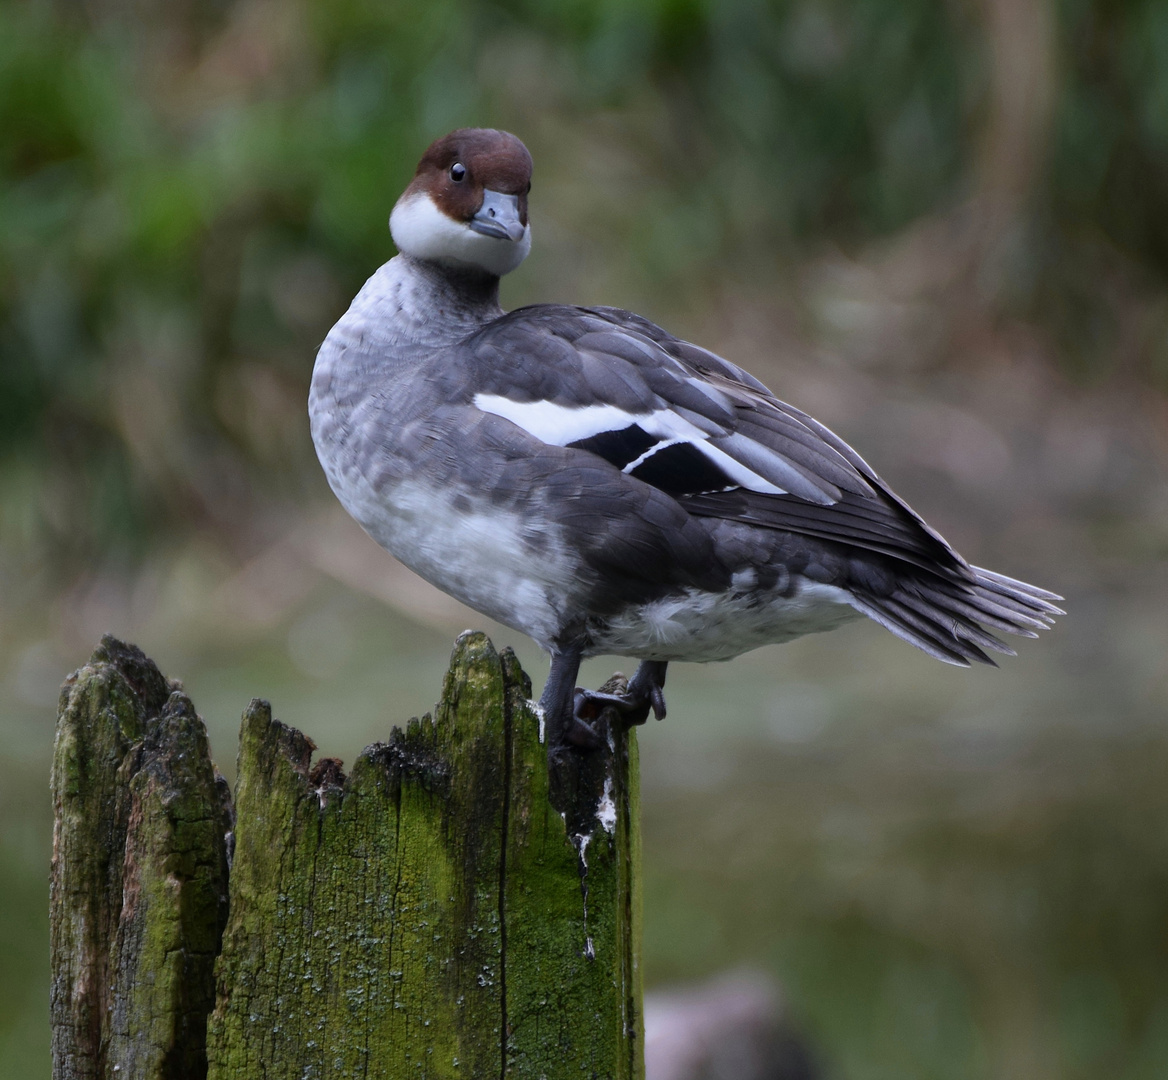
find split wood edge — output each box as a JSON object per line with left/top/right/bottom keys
{"left": 50, "top": 632, "right": 643, "bottom": 1080}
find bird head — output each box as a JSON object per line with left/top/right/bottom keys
{"left": 389, "top": 127, "right": 533, "bottom": 278}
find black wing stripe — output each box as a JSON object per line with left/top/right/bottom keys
{"left": 568, "top": 424, "right": 657, "bottom": 469}
{"left": 629, "top": 442, "right": 736, "bottom": 497}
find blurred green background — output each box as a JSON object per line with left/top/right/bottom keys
{"left": 3, "top": 0, "right": 1168, "bottom": 1076}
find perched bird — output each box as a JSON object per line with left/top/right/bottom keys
{"left": 309, "top": 128, "right": 1061, "bottom": 755}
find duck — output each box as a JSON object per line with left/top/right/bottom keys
{"left": 309, "top": 127, "right": 1062, "bottom": 757}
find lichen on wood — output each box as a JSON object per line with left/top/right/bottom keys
{"left": 506, "top": 659, "right": 643, "bottom": 1079}
{"left": 207, "top": 630, "right": 643, "bottom": 1079}
{"left": 51, "top": 631, "right": 643, "bottom": 1079}
{"left": 51, "top": 636, "right": 232, "bottom": 1080}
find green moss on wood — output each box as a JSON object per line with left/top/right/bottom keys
{"left": 504, "top": 657, "right": 643, "bottom": 1079}
{"left": 51, "top": 636, "right": 231, "bottom": 1080}
{"left": 52, "top": 632, "right": 642, "bottom": 1078}
{"left": 206, "top": 631, "right": 643, "bottom": 1079}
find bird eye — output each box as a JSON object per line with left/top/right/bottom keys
{"left": 450, "top": 163, "right": 466, "bottom": 182}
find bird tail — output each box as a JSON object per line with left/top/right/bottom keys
{"left": 847, "top": 566, "right": 1064, "bottom": 667}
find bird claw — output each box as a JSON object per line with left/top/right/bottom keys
{"left": 563, "top": 706, "right": 607, "bottom": 750}
{"left": 572, "top": 664, "right": 667, "bottom": 738}
{"left": 542, "top": 658, "right": 668, "bottom": 755}
{"left": 573, "top": 687, "right": 645, "bottom": 729}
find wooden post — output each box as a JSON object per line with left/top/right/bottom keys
{"left": 51, "top": 632, "right": 643, "bottom": 1080}
{"left": 50, "top": 637, "right": 233, "bottom": 1080}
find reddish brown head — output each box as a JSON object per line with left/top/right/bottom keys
{"left": 390, "top": 128, "right": 534, "bottom": 277}
{"left": 406, "top": 128, "right": 532, "bottom": 225}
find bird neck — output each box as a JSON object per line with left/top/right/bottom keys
{"left": 389, "top": 253, "right": 504, "bottom": 345}
{"left": 330, "top": 253, "right": 504, "bottom": 358}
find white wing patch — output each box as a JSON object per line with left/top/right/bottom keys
{"left": 474, "top": 395, "right": 644, "bottom": 445}
{"left": 473, "top": 394, "right": 788, "bottom": 496}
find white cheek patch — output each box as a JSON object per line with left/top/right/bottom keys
{"left": 473, "top": 395, "right": 788, "bottom": 496}
{"left": 390, "top": 193, "right": 531, "bottom": 277}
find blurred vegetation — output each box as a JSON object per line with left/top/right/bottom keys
{"left": 3, "top": 1, "right": 1168, "bottom": 1077}
{"left": 4, "top": 0, "right": 1168, "bottom": 580}
{"left": 643, "top": 729, "right": 1168, "bottom": 1080}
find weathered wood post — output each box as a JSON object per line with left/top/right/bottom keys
{"left": 51, "top": 632, "right": 643, "bottom": 1079}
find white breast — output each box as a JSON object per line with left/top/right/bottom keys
{"left": 323, "top": 462, "right": 576, "bottom": 650}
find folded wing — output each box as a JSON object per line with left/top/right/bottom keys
{"left": 463, "top": 303, "right": 1062, "bottom": 665}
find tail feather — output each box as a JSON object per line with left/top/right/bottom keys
{"left": 847, "top": 595, "right": 978, "bottom": 666}
{"left": 897, "top": 590, "right": 1017, "bottom": 656}
{"left": 921, "top": 588, "right": 1044, "bottom": 638}
{"left": 930, "top": 575, "right": 1056, "bottom": 633}
{"left": 971, "top": 566, "right": 1065, "bottom": 612}
{"left": 882, "top": 596, "right": 998, "bottom": 665}
{"left": 850, "top": 564, "right": 1063, "bottom": 667}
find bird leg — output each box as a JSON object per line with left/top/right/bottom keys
{"left": 574, "top": 660, "right": 669, "bottom": 728}
{"left": 540, "top": 650, "right": 669, "bottom": 756}
{"left": 539, "top": 641, "right": 605, "bottom": 752}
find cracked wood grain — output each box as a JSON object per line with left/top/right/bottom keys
{"left": 206, "top": 631, "right": 643, "bottom": 1078}
{"left": 51, "top": 632, "right": 642, "bottom": 1078}
{"left": 50, "top": 636, "right": 232, "bottom": 1080}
